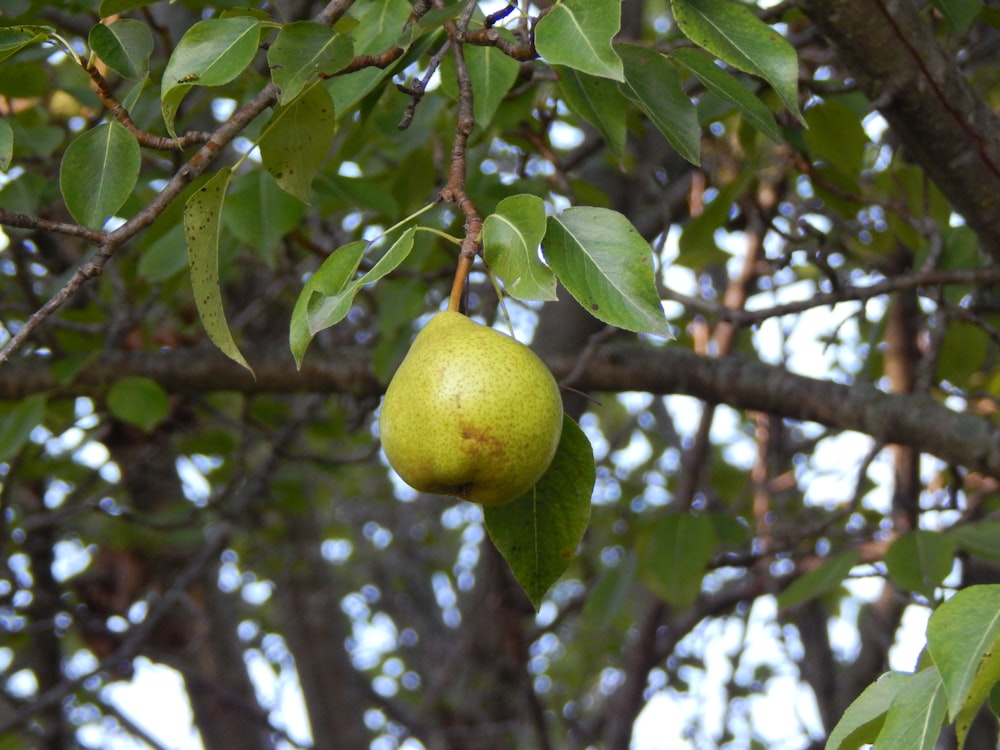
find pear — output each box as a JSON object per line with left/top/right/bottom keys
{"left": 380, "top": 310, "right": 564, "bottom": 506}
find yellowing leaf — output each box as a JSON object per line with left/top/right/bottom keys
{"left": 259, "top": 84, "right": 337, "bottom": 204}
{"left": 183, "top": 168, "right": 253, "bottom": 375}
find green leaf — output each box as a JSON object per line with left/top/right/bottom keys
{"left": 669, "top": 0, "right": 803, "bottom": 123}
{"left": 290, "top": 240, "right": 367, "bottom": 366}
{"left": 804, "top": 100, "right": 869, "bottom": 179}
{"left": 873, "top": 667, "right": 948, "bottom": 750}
{"left": 89, "top": 19, "right": 153, "bottom": 80}
{"left": 929, "top": 0, "right": 981, "bottom": 32}
{"left": 183, "top": 167, "right": 253, "bottom": 375}
{"left": 776, "top": 549, "right": 860, "bottom": 611}
{"left": 484, "top": 415, "right": 595, "bottom": 609}
{"left": 884, "top": 530, "right": 955, "bottom": 599}
{"left": 580, "top": 554, "right": 638, "bottom": 634}
{"left": 326, "top": 0, "right": 412, "bottom": 117}
{"left": 222, "top": 170, "right": 307, "bottom": 266}
{"left": 949, "top": 521, "right": 1000, "bottom": 562}
{"left": 543, "top": 207, "right": 671, "bottom": 336}
{"left": 534, "top": 0, "right": 624, "bottom": 81}
{"left": 827, "top": 671, "right": 909, "bottom": 750}
{"left": 555, "top": 66, "right": 630, "bottom": 163}
{"left": 137, "top": 223, "right": 188, "bottom": 283}
{"left": 616, "top": 44, "right": 700, "bottom": 166}
{"left": 291, "top": 229, "right": 416, "bottom": 366}
{"left": 670, "top": 46, "right": 781, "bottom": 143}
{"left": 60, "top": 121, "right": 141, "bottom": 228}
{"left": 267, "top": 21, "right": 354, "bottom": 106}
{"left": 259, "top": 83, "right": 337, "bottom": 204}
{"left": 482, "top": 194, "right": 556, "bottom": 302}
{"left": 0, "top": 394, "right": 46, "bottom": 462}
{"left": 161, "top": 17, "right": 261, "bottom": 137}
{"left": 926, "top": 585, "right": 1000, "bottom": 746}
{"left": 0, "top": 26, "right": 48, "bottom": 64}
{"left": 640, "top": 512, "right": 716, "bottom": 608}
{"left": 308, "top": 228, "right": 416, "bottom": 335}
{"left": 938, "top": 320, "right": 991, "bottom": 388}
{"left": 467, "top": 43, "right": 520, "bottom": 129}
{"left": 0, "top": 118, "right": 12, "bottom": 171}
{"left": 106, "top": 377, "right": 169, "bottom": 432}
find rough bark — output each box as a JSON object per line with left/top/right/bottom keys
{"left": 8, "top": 341, "right": 1000, "bottom": 479}
{"left": 795, "top": 0, "right": 1000, "bottom": 259}
{"left": 272, "top": 511, "right": 371, "bottom": 750}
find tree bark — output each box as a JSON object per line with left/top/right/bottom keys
{"left": 795, "top": 0, "right": 1000, "bottom": 260}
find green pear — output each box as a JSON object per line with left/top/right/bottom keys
{"left": 380, "top": 310, "right": 564, "bottom": 506}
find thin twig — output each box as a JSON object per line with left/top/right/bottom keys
{"left": 85, "top": 64, "right": 211, "bottom": 150}
{"left": 439, "top": 1, "right": 485, "bottom": 304}
{"left": 664, "top": 265, "right": 1000, "bottom": 327}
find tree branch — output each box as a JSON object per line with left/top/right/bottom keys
{"left": 664, "top": 266, "right": 1000, "bottom": 326}
{"left": 796, "top": 0, "right": 1000, "bottom": 259}
{"left": 6, "top": 342, "right": 1000, "bottom": 478}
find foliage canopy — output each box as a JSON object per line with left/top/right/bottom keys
{"left": 4, "top": 0, "right": 1000, "bottom": 749}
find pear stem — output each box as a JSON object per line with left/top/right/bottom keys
{"left": 448, "top": 251, "right": 474, "bottom": 312}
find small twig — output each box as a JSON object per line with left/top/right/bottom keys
{"left": 0, "top": 208, "right": 105, "bottom": 243}
{"left": 439, "top": 1, "right": 485, "bottom": 308}
{"left": 314, "top": 0, "right": 358, "bottom": 26}
{"left": 398, "top": 40, "right": 452, "bottom": 130}
{"left": 85, "top": 64, "right": 211, "bottom": 150}
{"left": 322, "top": 45, "right": 406, "bottom": 79}
{"left": 461, "top": 27, "right": 535, "bottom": 60}
{"left": 484, "top": 1, "right": 518, "bottom": 27}
{"left": 663, "top": 265, "right": 1000, "bottom": 327}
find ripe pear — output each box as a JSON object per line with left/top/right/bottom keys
{"left": 380, "top": 310, "right": 564, "bottom": 506}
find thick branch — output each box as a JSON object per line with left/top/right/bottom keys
{"left": 6, "top": 344, "right": 1000, "bottom": 478}
{"left": 796, "top": 0, "right": 1000, "bottom": 259}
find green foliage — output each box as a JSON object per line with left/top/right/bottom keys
{"left": 884, "top": 530, "right": 956, "bottom": 600}
{"left": 829, "top": 586, "right": 1000, "bottom": 750}
{"left": 776, "top": 549, "right": 860, "bottom": 611}
{"left": 161, "top": 17, "right": 262, "bottom": 136}
{"left": 6, "top": 1, "right": 1000, "bottom": 748}
{"left": 534, "top": 0, "right": 624, "bottom": 81}
{"left": 640, "top": 512, "right": 716, "bottom": 608}
{"left": 59, "top": 121, "right": 140, "bottom": 227}
{"left": 106, "top": 376, "right": 169, "bottom": 432}
{"left": 484, "top": 415, "right": 595, "bottom": 609}
{"left": 617, "top": 44, "right": 701, "bottom": 165}
{"left": 89, "top": 19, "right": 153, "bottom": 80}
{"left": 481, "top": 194, "right": 557, "bottom": 302}
{"left": 183, "top": 167, "right": 253, "bottom": 374}
{"left": 0, "top": 394, "right": 45, "bottom": 461}
{"left": 669, "top": 0, "right": 803, "bottom": 122}
{"left": 543, "top": 207, "right": 672, "bottom": 336}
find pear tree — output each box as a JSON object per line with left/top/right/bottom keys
{"left": 4, "top": 2, "right": 1000, "bottom": 750}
